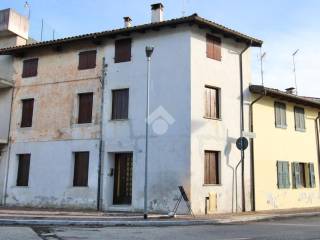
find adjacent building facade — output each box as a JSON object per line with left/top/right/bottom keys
{"left": 250, "top": 85, "right": 320, "bottom": 211}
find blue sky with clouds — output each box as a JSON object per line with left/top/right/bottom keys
{"left": 1, "top": 0, "right": 319, "bottom": 97}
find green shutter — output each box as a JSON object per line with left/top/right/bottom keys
{"left": 295, "top": 163, "right": 301, "bottom": 188}
{"left": 283, "top": 162, "right": 290, "bottom": 188}
{"left": 309, "top": 163, "right": 316, "bottom": 188}
{"left": 277, "top": 161, "right": 283, "bottom": 188}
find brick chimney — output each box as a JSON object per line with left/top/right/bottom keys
{"left": 151, "top": 3, "right": 164, "bottom": 23}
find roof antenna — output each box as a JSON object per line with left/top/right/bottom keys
{"left": 182, "top": 0, "right": 190, "bottom": 16}
{"left": 259, "top": 48, "right": 266, "bottom": 86}
{"left": 292, "top": 49, "right": 299, "bottom": 95}
{"left": 24, "top": 1, "right": 31, "bottom": 20}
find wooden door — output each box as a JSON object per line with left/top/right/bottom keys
{"left": 113, "top": 153, "right": 133, "bottom": 205}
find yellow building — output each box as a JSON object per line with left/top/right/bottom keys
{"left": 250, "top": 85, "right": 320, "bottom": 211}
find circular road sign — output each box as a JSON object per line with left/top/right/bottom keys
{"left": 236, "top": 137, "right": 249, "bottom": 151}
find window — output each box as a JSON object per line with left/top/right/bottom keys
{"left": 294, "top": 107, "right": 306, "bottom": 131}
{"left": 16, "top": 154, "right": 31, "bottom": 186}
{"left": 277, "top": 161, "right": 290, "bottom": 189}
{"left": 73, "top": 152, "right": 89, "bottom": 187}
{"left": 206, "top": 34, "right": 221, "bottom": 61}
{"left": 204, "top": 151, "right": 220, "bottom": 185}
{"left": 22, "top": 58, "right": 38, "bottom": 78}
{"left": 78, "top": 93, "right": 93, "bottom": 124}
{"left": 78, "top": 50, "right": 97, "bottom": 70}
{"left": 274, "top": 102, "right": 287, "bottom": 128}
{"left": 112, "top": 89, "right": 129, "bottom": 120}
{"left": 21, "top": 99, "right": 34, "bottom": 128}
{"left": 204, "top": 86, "right": 220, "bottom": 119}
{"left": 292, "top": 162, "right": 316, "bottom": 188}
{"left": 115, "top": 38, "right": 132, "bottom": 63}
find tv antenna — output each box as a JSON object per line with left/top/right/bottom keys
{"left": 24, "top": 1, "right": 31, "bottom": 19}
{"left": 259, "top": 48, "right": 266, "bottom": 86}
{"left": 292, "top": 49, "right": 299, "bottom": 95}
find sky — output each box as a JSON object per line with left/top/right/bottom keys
{"left": 0, "top": 0, "right": 319, "bottom": 97}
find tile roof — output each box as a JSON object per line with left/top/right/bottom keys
{"left": 0, "top": 14, "right": 262, "bottom": 55}
{"left": 250, "top": 85, "right": 320, "bottom": 109}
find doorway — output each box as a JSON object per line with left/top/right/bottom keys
{"left": 113, "top": 153, "right": 133, "bottom": 205}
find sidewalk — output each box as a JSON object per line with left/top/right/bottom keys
{"left": 0, "top": 207, "right": 320, "bottom": 226}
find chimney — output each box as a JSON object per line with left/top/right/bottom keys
{"left": 124, "top": 17, "right": 132, "bottom": 28}
{"left": 151, "top": 3, "right": 164, "bottom": 23}
{"left": 285, "top": 87, "right": 296, "bottom": 95}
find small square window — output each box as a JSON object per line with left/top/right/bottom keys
{"left": 78, "top": 50, "right": 97, "bottom": 70}
{"left": 22, "top": 58, "right": 38, "bottom": 78}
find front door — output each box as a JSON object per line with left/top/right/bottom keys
{"left": 113, "top": 153, "right": 133, "bottom": 205}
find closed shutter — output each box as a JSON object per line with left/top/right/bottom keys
{"left": 204, "top": 151, "right": 219, "bottom": 185}
{"left": 115, "top": 38, "right": 132, "bottom": 63}
{"left": 283, "top": 162, "right": 290, "bottom": 188}
{"left": 16, "top": 154, "right": 31, "bottom": 186}
{"left": 21, "top": 99, "right": 34, "bottom": 128}
{"left": 294, "top": 163, "right": 301, "bottom": 188}
{"left": 309, "top": 163, "right": 316, "bottom": 188}
{"left": 73, "top": 152, "right": 89, "bottom": 187}
{"left": 78, "top": 93, "right": 93, "bottom": 124}
{"left": 275, "top": 102, "right": 286, "bottom": 128}
{"left": 204, "top": 86, "right": 220, "bottom": 119}
{"left": 294, "top": 107, "right": 305, "bottom": 130}
{"left": 112, "top": 89, "right": 129, "bottom": 119}
{"left": 22, "top": 58, "right": 38, "bottom": 78}
{"left": 206, "top": 34, "right": 221, "bottom": 61}
{"left": 277, "top": 161, "right": 283, "bottom": 188}
{"left": 78, "top": 50, "right": 97, "bottom": 70}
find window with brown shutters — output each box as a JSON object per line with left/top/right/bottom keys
{"left": 16, "top": 154, "right": 31, "bottom": 186}
{"left": 115, "top": 38, "right": 132, "bottom": 63}
{"left": 204, "top": 86, "right": 220, "bottom": 119}
{"left": 78, "top": 50, "right": 97, "bottom": 70}
{"left": 73, "top": 152, "right": 89, "bottom": 187}
{"left": 204, "top": 151, "right": 220, "bottom": 185}
{"left": 78, "top": 93, "right": 93, "bottom": 124}
{"left": 112, "top": 89, "right": 129, "bottom": 120}
{"left": 22, "top": 58, "right": 38, "bottom": 78}
{"left": 206, "top": 34, "right": 221, "bottom": 61}
{"left": 21, "top": 99, "right": 34, "bottom": 128}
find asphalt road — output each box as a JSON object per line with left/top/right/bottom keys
{"left": 1, "top": 216, "right": 320, "bottom": 240}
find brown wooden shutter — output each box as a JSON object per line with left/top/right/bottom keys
{"left": 78, "top": 50, "right": 97, "bottom": 70}
{"left": 73, "top": 152, "right": 89, "bottom": 187}
{"left": 22, "top": 58, "right": 38, "bottom": 78}
{"left": 21, "top": 99, "right": 34, "bottom": 128}
{"left": 17, "top": 154, "right": 31, "bottom": 186}
{"left": 206, "top": 34, "right": 221, "bottom": 61}
{"left": 78, "top": 93, "right": 93, "bottom": 124}
{"left": 204, "top": 87, "right": 220, "bottom": 119}
{"left": 115, "top": 38, "right": 132, "bottom": 63}
{"left": 204, "top": 151, "right": 219, "bottom": 184}
{"left": 112, "top": 89, "right": 129, "bottom": 119}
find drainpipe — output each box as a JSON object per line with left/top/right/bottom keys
{"left": 315, "top": 113, "right": 320, "bottom": 187}
{"left": 249, "top": 91, "right": 266, "bottom": 212}
{"left": 236, "top": 42, "right": 251, "bottom": 212}
{"left": 2, "top": 86, "right": 15, "bottom": 205}
{"left": 97, "top": 57, "right": 107, "bottom": 211}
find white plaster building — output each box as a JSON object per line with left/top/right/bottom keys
{"left": 0, "top": 4, "right": 262, "bottom": 214}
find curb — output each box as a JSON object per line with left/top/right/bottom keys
{"left": 0, "top": 211, "right": 320, "bottom": 227}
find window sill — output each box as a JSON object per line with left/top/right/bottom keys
{"left": 275, "top": 125, "right": 287, "bottom": 129}
{"left": 14, "top": 186, "right": 30, "bottom": 188}
{"left": 295, "top": 128, "right": 306, "bottom": 132}
{"left": 109, "top": 119, "right": 129, "bottom": 122}
{"left": 203, "top": 184, "right": 222, "bottom": 187}
{"left": 73, "top": 122, "right": 95, "bottom": 127}
{"left": 78, "top": 66, "right": 96, "bottom": 71}
{"left": 203, "top": 116, "right": 222, "bottom": 121}
{"left": 19, "top": 126, "right": 32, "bottom": 130}
{"left": 72, "top": 186, "right": 89, "bottom": 188}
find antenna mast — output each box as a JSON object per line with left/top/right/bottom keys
{"left": 259, "top": 48, "right": 266, "bottom": 86}
{"left": 292, "top": 49, "right": 299, "bottom": 95}
{"left": 24, "top": 1, "right": 31, "bottom": 20}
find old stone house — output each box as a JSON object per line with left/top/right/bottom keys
{"left": 0, "top": 4, "right": 263, "bottom": 214}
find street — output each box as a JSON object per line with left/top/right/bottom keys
{"left": 1, "top": 216, "right": 320, "bottom": 240}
